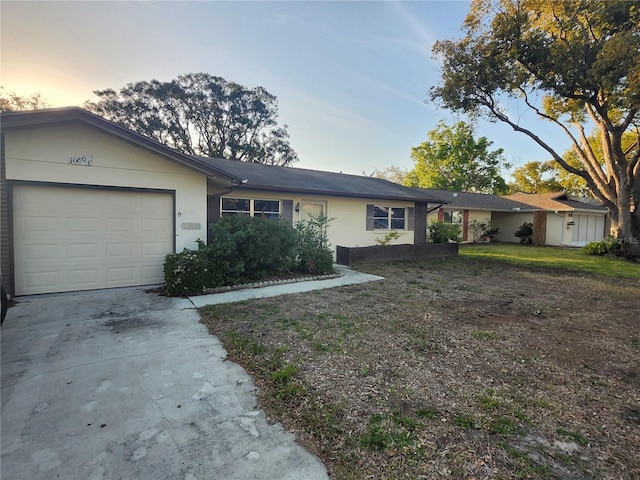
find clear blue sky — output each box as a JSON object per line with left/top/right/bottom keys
{"left": 1, "top": 1, "right": 568, "bottom": 176}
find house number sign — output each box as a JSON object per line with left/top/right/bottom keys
{"left": 181, "top": 223, "right": 201, "bottom": 231}
{"left": 69, "top": 155, "right": 92, "bottom": 166}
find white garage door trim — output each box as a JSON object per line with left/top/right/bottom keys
{"left": 12, "top": 184, "right": 175, "bottom": 295}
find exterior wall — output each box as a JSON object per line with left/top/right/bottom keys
{"left": 492, "top": 211, "right": 534, "bottom": 243}
{"left": 214, "top": 188, "right": 417, "bottom": 250}
{"left": 545, "top": 213, "right": 565, "bottom": 246}
{"left": 563, "top": 213, "right": 606, "bottom": 247}
{"left": 1, "top": 134, "right": 10, "bottom": 294}
{"left": 4, "top": 124, "right": 208, "bottom": 252}
{"left": 427, "top": 208, "right": 492, "bottom": 243}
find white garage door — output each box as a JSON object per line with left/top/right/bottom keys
{"left": 13, "top": 185, "right": 174, "bottom": 295}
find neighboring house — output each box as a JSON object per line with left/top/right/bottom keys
{"left": 0, "top": 107, "right": 444, "bottom": 296}
{"left": 502, "top": 192, "right": 609, "bottom": 247}
{"left": 423, "top": 189, "right": 535, "bottom": 242}
{"left": 425, "top": 189, "right": 608, "bottom": 247}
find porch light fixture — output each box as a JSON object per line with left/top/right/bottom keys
{"left": 295, "top": 203, "right": 300, "bottom": 213}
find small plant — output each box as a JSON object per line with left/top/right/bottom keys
{"left": 428, "top": 221, "right": 462, "bottom": 243}
{"left": 271, "top": 364, "right": 305, "bottom": 399}
{"left": 468, "top": 218, "right": 499, "bottom": 243}
{"left": 163, "top": 250, "right": 209, "bottom": 296}
{"left": 583, "top": 236, "right": 620, "bottom": 256}
{"left": 294, "top": 213, "right": 335, "bottom": 275}
{"left": 375, "top": 230, "right": 405, "bottom": 246}
{"left": 514, "top": 222, "right": 533, "bottom": 245}
{"left": 454, "top": 413, "right": 477, "bottom": 429}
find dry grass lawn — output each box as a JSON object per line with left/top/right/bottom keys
{"left": 200, "top": 246, "right": 640, "bottom": 479}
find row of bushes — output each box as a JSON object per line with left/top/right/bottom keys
{"left": 584, "top": 236, "right": 640, "bottom": 260}
{"left": 164, "top": 214, "right": 334, "bottom": 296}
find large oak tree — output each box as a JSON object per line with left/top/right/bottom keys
{"left": 430, "top": 0, "right": 640, "bottom": 239}
{"left": 85, "top": 73, "right": 298, "bottom": 166}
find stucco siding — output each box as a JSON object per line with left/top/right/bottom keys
{"left": 4, "top": 124, "right": 207, "bottom": 251}
{"left": 545, "top": 213, "right": 564, "bottom": 246}
{"left": 492, "top": 212, "right": 534, "bottom": 243}
{"left": 218, "top": 188, "right": 416, "bottom": 251}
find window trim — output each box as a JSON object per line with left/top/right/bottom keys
{"left": 368, "top": 204, "right": 408, "bottom": 231}
{"left": 221, "top": 197, "right": 282, "bottom": 219}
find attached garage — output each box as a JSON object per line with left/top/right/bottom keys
{"left": 13, "top": 185, "right": 174, "bottom": 295}
{"left": 1, "top": 107, "right": 238, "bottom": 296}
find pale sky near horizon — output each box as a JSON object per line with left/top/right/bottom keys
{"left": 1, "top": 0, "right": 568, "bottom": 176}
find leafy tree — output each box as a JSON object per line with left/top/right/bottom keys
{"left": 430, "top": 0, "right": 640, "bottom": 239}
{"left": 373, "top": 166, "right": 409, "bottom": 185}
{"left": 509, "top": 161, "right": 564, "bottom": 194}
{"left": 405, "top": 120, "right": 509, "bottom": 193}
{"left": 0, "top": 88, "right": 49, "bottom": 112}
{"left": 85, "top": 73, "right": 298, "bottom": 166}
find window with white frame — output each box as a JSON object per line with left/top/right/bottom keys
{"left": 373, "top": 205, "right": 406, "bottom": 230}
{"left": 221, "top": 198, "right": 281, "bottom": 219}
{"left": 443, "top": 210, "right": 463, "bottom": 224}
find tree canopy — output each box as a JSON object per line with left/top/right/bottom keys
{"left": 405, "top": 120, "right": 509, "bottom": 194}
{"left": 509, "top": 161, "right": 564, "bottom": 194}
{"left": 85, "top": 73, "right": 298, "bottom": 166}
{"left": 430, "top": 0, "right": 640, "bottom": 239}
{"left": 0, "top": 88, "right": 49, "bottom": 112}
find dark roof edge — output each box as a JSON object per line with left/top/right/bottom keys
{"left": 231, "top": 184, "right": 447, "bottom": 203}
{"left": 0, "top": 107, "right": 240, "bottom": 184}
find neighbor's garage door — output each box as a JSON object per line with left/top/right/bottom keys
{"left": 13, "top": 185, "right": 174, "bottom": 295}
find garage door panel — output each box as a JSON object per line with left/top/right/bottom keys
{"left": 68, "top": 269, "right": 100, "bottom": 287}
{"left": 13, "top": 185, "right": 173, "bottom": 295}
{"left": 24, "top": 244, "right": 59, "bottom": 261}
{"left": 67, "top": 243, "right": 100, "bottom": 259}
{"left": 67, "top": 217, "right": 101, "bottom": 233}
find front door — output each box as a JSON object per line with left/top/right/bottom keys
{"left": 301, "top": 201, "right": 325, "bottom": 221}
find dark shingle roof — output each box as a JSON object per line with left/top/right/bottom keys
{"left": 504, "top": 192, "right": 607, "bottom": 212}
{"left": 412, "top": 189, "right": 535, "bottom": 211}
{"left": 196, "top": 157, "right": 446, "bottom": 203}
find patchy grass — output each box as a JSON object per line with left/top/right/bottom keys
{"left": 200, "top": 249, "right": 640, "bottom": 479}
{"left": 460, "top": 243, "right": 640, "bottom": 279}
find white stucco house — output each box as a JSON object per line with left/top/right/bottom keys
{"left": 426, "top": 189, "right": 608, "bottom": 246}
{"left": 0, "top": 107, "right": 445, "bottom": 296}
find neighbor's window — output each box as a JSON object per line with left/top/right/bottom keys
{"left": 374, "top": 205, "right": 406, "bottom": 230}
{"left": 443, "top": 210, "right": 462, "bottom": 224}
{"left": 221, "top": 198, "right": 281, "bottom": 219}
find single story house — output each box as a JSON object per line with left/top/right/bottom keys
{"left": 0, "top": 107, "right": 445, "bottom": 296}
{"left": 425, "top": 189, "right": 608, "bottom": 247}
{"left": 501, "top": 192, "right": 609, "bottom": 247}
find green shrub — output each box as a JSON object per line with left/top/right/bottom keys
{"left": 164, "top": 250, "right": 209, "bottom": 297}
{"left": 294, "top": 214, "right": 335, "bottom": 275}
{"left": 468, "top": 218, "right": 499, "bottom": 243}
{"left": 164, "top": 214, "right": 334, "bottom": 296}
{"left": 212, "top": 215, "right": 296, "bottom": 281}
{"left": 514, "top": 222, "right": 533, "bottom": 245}
{"left": 583, "top": 236, "right": 620, "bottom": 256}
{"left": 428, "top": 221, "right": 462, "bottom": 243}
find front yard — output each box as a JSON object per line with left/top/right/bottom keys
{"left": 200, "top": 244, "right": 640, "bottom": 479}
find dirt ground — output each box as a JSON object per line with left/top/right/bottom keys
{"left": 201, "top": 254, "right": 640, "bottom": 479}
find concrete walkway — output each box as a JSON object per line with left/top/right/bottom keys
{"left": 1, "top": 266, "right": 382, "bottom": 480}
{"left": 189, "top": 264, "right": 383, "bottom": 307}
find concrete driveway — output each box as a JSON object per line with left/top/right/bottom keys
{"left": 1, "top": 287, "right": 329, "bottom": 480}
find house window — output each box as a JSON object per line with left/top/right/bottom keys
{"left": 221, "top": 198, "right": 281, "bottom": 219}
{"left": 373, "top": 205, "right": 406, "bottom": 230}
{"left": 444, "top": 210, "right": 463, "bottom": 224}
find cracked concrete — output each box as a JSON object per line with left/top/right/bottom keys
{"left": 1, "top": 287, "right": 329, "bottom": 480}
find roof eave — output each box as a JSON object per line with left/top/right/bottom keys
{"left": 232, "top": 184, "right": 448, "bottom": 203}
